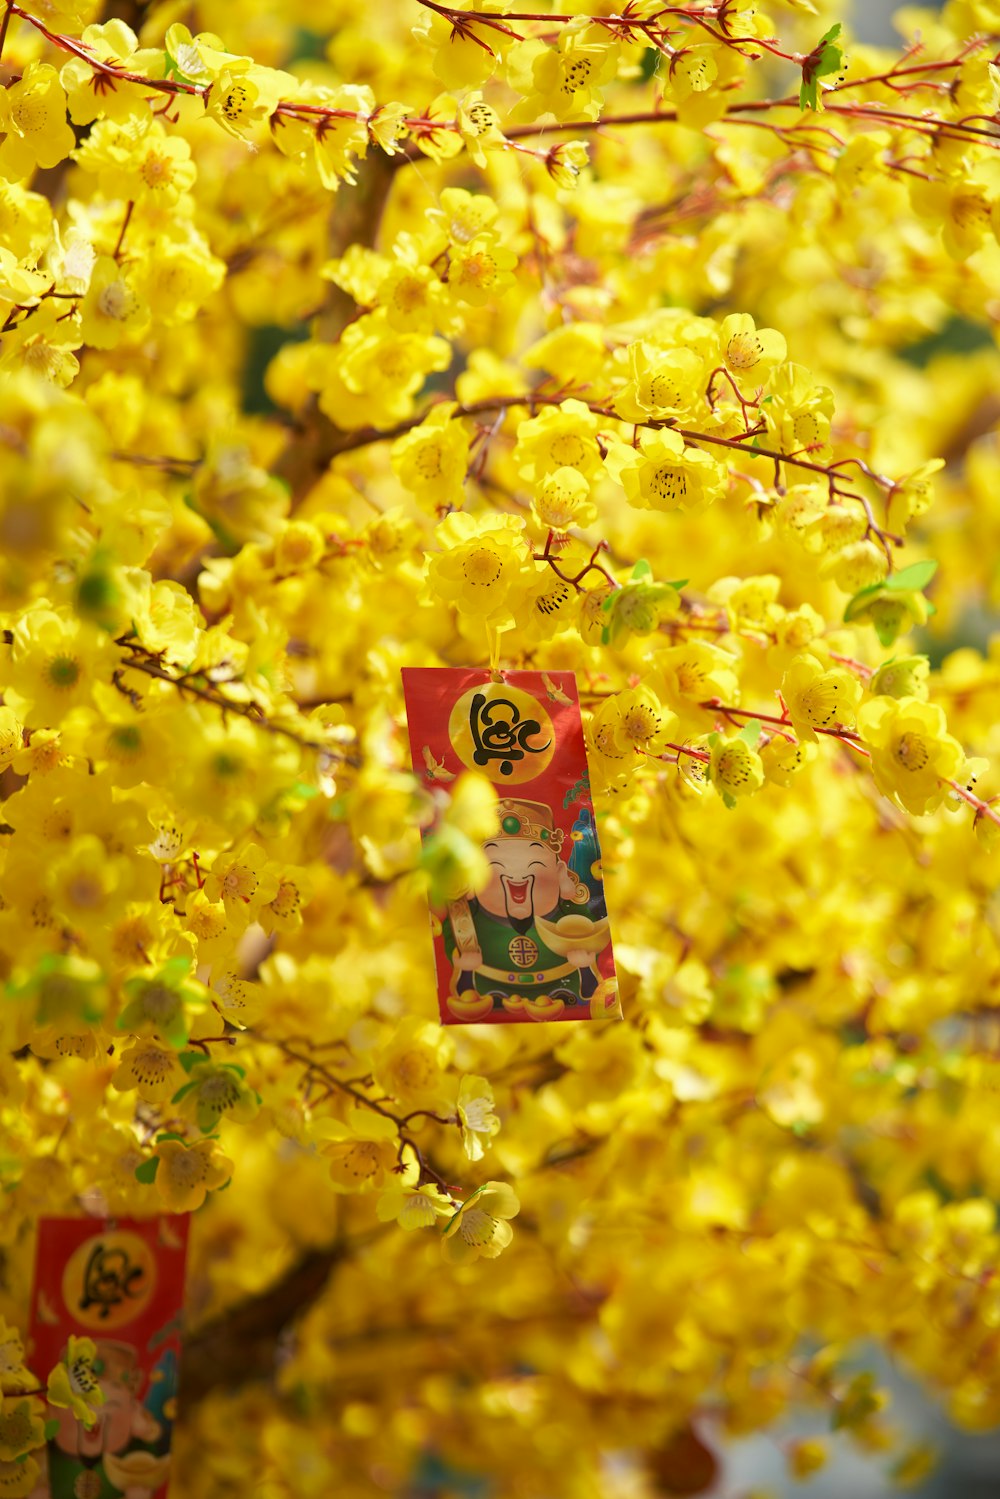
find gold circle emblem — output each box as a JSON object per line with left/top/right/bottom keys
{"left": 448, "top": 684, "right": 555, "bottom": 786}
{"left": 508, "top": 935, "right": 539, "bottom": 968}
{"left": 62, "top": 1230, "right": 157, "bottom": 1331}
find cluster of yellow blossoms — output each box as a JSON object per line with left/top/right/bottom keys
{"left": 3, "top": 0, "right": 1000, "bottom": 1492}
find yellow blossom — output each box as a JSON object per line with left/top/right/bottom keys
{"left": 0, "top": 1397, "right": 45, "bottom": 1462}
{"left": 46, "top": 1336, "right": 104, "bottom": 1428}
{"left": 153, "top": 1138, "right": 233, "bottom": 1212}
{"left": 427, "top": 511, "right": 531, "bottom": 626}
{"left": 442, "top": 1181, "right": 520, "bottom": 1263}
{"left": 457, "top": 1076, "right": 500, "bottom": 1160}
{"left": 0, "top": 64, "right": 76, "bottom": 181}
{"left": 858, "top": 697, "right": 967, "bottom": 815}
{"left": 780, "top": 655, "right": 863, "bottom": 742}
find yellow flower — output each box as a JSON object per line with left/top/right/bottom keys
{"left": 657, "top": 642, "right": 741, "bottom": 720}
{"left": 367, "top": 101, "right": 412, "bottom": 156}
{"left": 0, "top": 248, "right": 49, "bottom": 319}
{"left": 823, "top": 539, "right": 888, "bottom": 594}
{"left": 0, "top": 1397, "right": 45, "bottom": 1462}
{"left": 111, "top": 1038, "right": 187, "bottom": 1104}
{"left": 788, "top": 1438, "right": 828, "bottom": 1479}
{"left": 257, "top": 868, "right": 313, "bottom": 935}
{"left": 203, "top": 843, "right": 280, "bottom": 929}
{"left": 274, "top": 83, "right": 373, "bottom": 189}
{"left": 0, "top": 1457, "right": 39, "bottom": 1497}
{"left": 858, "top": 697, "right": 967, "bottom": 815}
{"left": 513, "top": 399, "right": 603, "bottom": 486}
{"left": 412, "top": 2, "right": 507, "bottom": 90}
{"left": 532, "top": 467, "right": 597, "bottom": 534}
{"left": 134, "top": 237, "right": 226, "bottom": 326}
{"left": 60, "top": 20, "right": 165, "bottom": 125}
{"left": 443, "top": 773, "right": 500, "bottom": 845}
{"left": 392, "top": 404, "right": 470, "bottom": 510}
{"left": 606, "top": 429, "right": 727, "bottom": 514}
{"left": 780, "top": 655, "right": 863, "bottom": 742}
{"left": 593, "top": 684, "right": 678, "bottom": 761}
{"left": 544, "top": 139, "right": 589, "bottom": 189}
{"left": 887, "top": 459, "right": 945, "bottom": 532}
{"left": 46, "top": 1336, "right": 105, "bottom": 1428}
{"left": 709, "top": 734, "right": 765, "bottom": 805}
{"left": 614, "top": 342, "right": 704, "bottom": 423}
{"left": 316, "top": 1109, "right": 400, "bottom": 1193}
{"left": 118, "top": 957, "right": 205, "bottom": 1049}
{"left": 457, "top": 1076, "right": 500, "bottom": 1161}
{"left": 869, "top": 656, "right": 930, "bottom": 701}
{"left": 5, "top": 605, "right": 117, "bottom": 728}
{"left": 376, "top": 1180, "right": 456, "bottom": 1228}
{"left": 0, "top": 64, "right": 76, "bottom": 181}
{"left": 0, "top": 1321, "right": 29, "bottom": 1392}
{"left": 426, "top": 186, "right": 499, "bottom": 248}
{"left": 518, "top": 564, "right": 578, "bottom": 643}
{"left": 448, "top": 234, "right": 518, "bottom": 306}
{"left": 511, "top": 22, "right": 620, "bottom": 123}
{"left": 442, "top": 1181, "right": 520, "bottom": 1263}
{"left": 77, "top": 119, "right": 198, "bottom": 204}
{"left": 0, "top": 709, "right": 23, "bottom": 771}
{"left": 318, "top": 311, "right": 452, "bottom": 431}
{"left": 761, "top": 736, "right": 818, "bottom": 786}
{"left": 718, "top": 313, "right": 787, "bottom": 385}
{"left": 153, "top": 1138, "right": 233, "bottom": 1213}
{"left": 428, "top": 512, "right": 531, "bottom": 626}
{"left": 175, "top": 1062, "right": 260, "bottom": 1133}
{"left": 376, "top": 1152, "right": 455, "bottom": 1227}
{"left": 78, "top": 256, "right": 148, "bottom": 351}
{"left": 206, "top": 62, "right": 292, "bottom": 139}
{"left": 586, "top": 708, "right": 634, "bottom": 795}
{"left": 454, "top": 92, "right": 506, "bottom": 168}
{"left": 766, "top": 363, "right": 835, "bottom": 461}
{"left": 209, "top": 969, "right": 265, "bottom": 1028}
{"left": 374, "top": 1016, "right": 450, "bottom": 1108}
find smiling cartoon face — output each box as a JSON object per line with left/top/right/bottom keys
{"left": 479, "top": 833, "right": 578, "bottom": 924}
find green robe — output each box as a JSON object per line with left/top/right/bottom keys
{"left": 443, "top": 898, "right": 587, "bottom": 1006}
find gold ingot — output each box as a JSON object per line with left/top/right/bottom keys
{"left": 102, "top": 1450, "right": 172, "bottom": 1495}
{"left": 533, "top": 913, "right": 611, "bottom": 956}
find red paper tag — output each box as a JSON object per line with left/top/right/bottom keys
{"left": 27, "top": 1215, "right": 189, "bottom": 1499}
{"left": 402, "top": 667, "right": 619, "bottom": 1025}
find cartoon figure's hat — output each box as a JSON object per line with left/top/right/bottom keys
{"left": 495, "top": 799, "right": 564, "bottom": 850}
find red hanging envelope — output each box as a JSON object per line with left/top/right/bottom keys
{"left": 402, "top": 667, "right": 620, "bottom": 1025}
{"left": 27, "top": 1215, "right": 189, "bottom": 1499}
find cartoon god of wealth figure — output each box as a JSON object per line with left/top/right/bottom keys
{"left": 32, "top": 1339, "right": 170, "bottom": 1499}
{"left": 443, "top": 798, "right": 612, "bottom": 1022}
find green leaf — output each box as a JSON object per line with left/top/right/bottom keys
{"left": 886, "top": 559, "right": 937, "bottom": 592}
{"left": 630, "top": 558, "right": 652, "bottom": 582}
{"left": 738, "top": 719, "right": 762, "bottom": 748}
{"left": 665, "top": 578, "right": 688, "bottom": 589}
{"left": 800, "top": 22, "right": 843, "bottom": 110}
{"left": 874, "top": 615, "right": 901, "bottom": 647}
{"left": 178, "top": 1050, "right": 202, "bottom": 1073}
{"left": 170, "top": 1081, "right": 198, "bottom": 1105}
{"left": 155, "top": 1130, "right": 188, "bottom": 1145}
{"left": 134, "top": 1157, "right": 160, "bottom": 1184}
{"left": 44, "top": 1419, "right": 60, "bottom": 1441}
